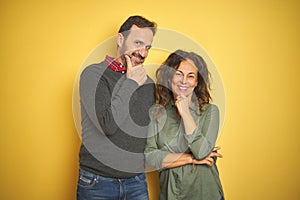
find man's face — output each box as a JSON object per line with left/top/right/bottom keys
{"left": 119, "top": 25, "right": 154, "bottom": 66}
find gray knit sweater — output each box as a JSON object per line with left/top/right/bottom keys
{"left": 78, "top": 60, "right": 155, "bottom": 178}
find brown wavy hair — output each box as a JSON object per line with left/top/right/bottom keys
{"left": 155, "top": 49, "right": 211, "bottom": 116}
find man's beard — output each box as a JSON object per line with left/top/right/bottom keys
{"left": 120, "top": 48, "right": 145, "bottom": 68}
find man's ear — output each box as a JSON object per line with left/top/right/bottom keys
{"left": 117, "top": 33, "right": 124, "bottom": 47}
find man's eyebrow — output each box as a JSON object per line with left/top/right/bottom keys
{"left": 134, "top": 39, "right": 144, "bottom": 43}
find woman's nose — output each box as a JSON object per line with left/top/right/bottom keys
{"left": 181, "top": 76, "right": 187, "bottom": 84}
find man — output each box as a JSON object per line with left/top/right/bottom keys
{"left": 76, "top": 16, "right": 157, "bottom": 199}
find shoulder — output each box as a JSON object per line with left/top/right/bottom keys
{"left": 80, "top": 61, "right": 107, "bottom": 78}
{"left": 149, "top": 104, "right": 167, "bottom": 121}
{"left": 146, "top": 75, "right": 154, "bottom": 83}
{"left": 80, "top": 61, "right": 119, "bottom": 86}
{"left": 204, "top": 104, "right": 219, "bottom": 115}
{"left": 206, "top": 103, "right": 219, "bottom": 110}
{"left": 79, "top": 61, "right": 109, "bottom": 90}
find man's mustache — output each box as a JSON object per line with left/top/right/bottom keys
{"left": 131, "top": 52, "right": 145, "bottom": 62}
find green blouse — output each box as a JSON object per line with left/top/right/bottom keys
{"left": 145, "top": 103, "right": 224, "bottom": 200}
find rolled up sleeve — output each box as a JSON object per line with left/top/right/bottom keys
{"left": 144, "top": 117, "right": 169, "bottom": 170}
{"left": 186, "top": 104, "right": 220, "bottom": 160}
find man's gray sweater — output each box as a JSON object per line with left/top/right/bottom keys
{"left": 78, "top": 61, "right": 155, "bottom": 178}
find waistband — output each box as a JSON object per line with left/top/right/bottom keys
{"left": 79, "top": 168, "right": 146, "bottom": 183}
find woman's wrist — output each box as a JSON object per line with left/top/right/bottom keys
{"left": 180, "top": 109, "right": 193, "bottom": 120}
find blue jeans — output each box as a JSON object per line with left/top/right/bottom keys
{"left": 76, "top": 169, "right": 149, "bottom": 200}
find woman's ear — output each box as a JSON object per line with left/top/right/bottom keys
{"left": 117, "top": 33, "right": 124, "bottom": 47}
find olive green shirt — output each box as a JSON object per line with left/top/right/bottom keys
{"left": 145, "top": 103, "right": 224, "bottom": 200}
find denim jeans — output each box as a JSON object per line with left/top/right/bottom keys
{"left": 76, "top": 169, "right": 149, "bottom": 200}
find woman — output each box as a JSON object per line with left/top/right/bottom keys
{"left": 145, "top": 50, "right": 224, "bottom": 200}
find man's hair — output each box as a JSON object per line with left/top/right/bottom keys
{"left": 118, "top": 15, "right": 157, "bottom": 39}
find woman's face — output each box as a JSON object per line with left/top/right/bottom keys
{"left": 171, "top": 59, "right": 198, "bottom": 98}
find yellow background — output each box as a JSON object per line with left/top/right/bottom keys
{"left": 1, "top": 0, "right": 300, "bottom": 199}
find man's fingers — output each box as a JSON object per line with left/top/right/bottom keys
{"left": 124, "top": 55, "right": 132, "bottom": 71}
{"left": 126, "top": 64, "right": 147, "bottom": 86}
{"left": 129, "top": 66, "right": 145, "bottom": 76}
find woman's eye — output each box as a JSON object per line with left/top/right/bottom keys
{"left": 175, "top": 72, "right": 182, "bottom": 76}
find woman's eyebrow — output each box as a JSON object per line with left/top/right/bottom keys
{"left": 176, "top": 70, "right": 196, "bottom": 75}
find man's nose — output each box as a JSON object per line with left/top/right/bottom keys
{"left": 138, "top": 47, "right": 148, "bottom": 58}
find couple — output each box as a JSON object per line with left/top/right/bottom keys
{"left": 76, "top": 15, "right": 224, "bottom": 200}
